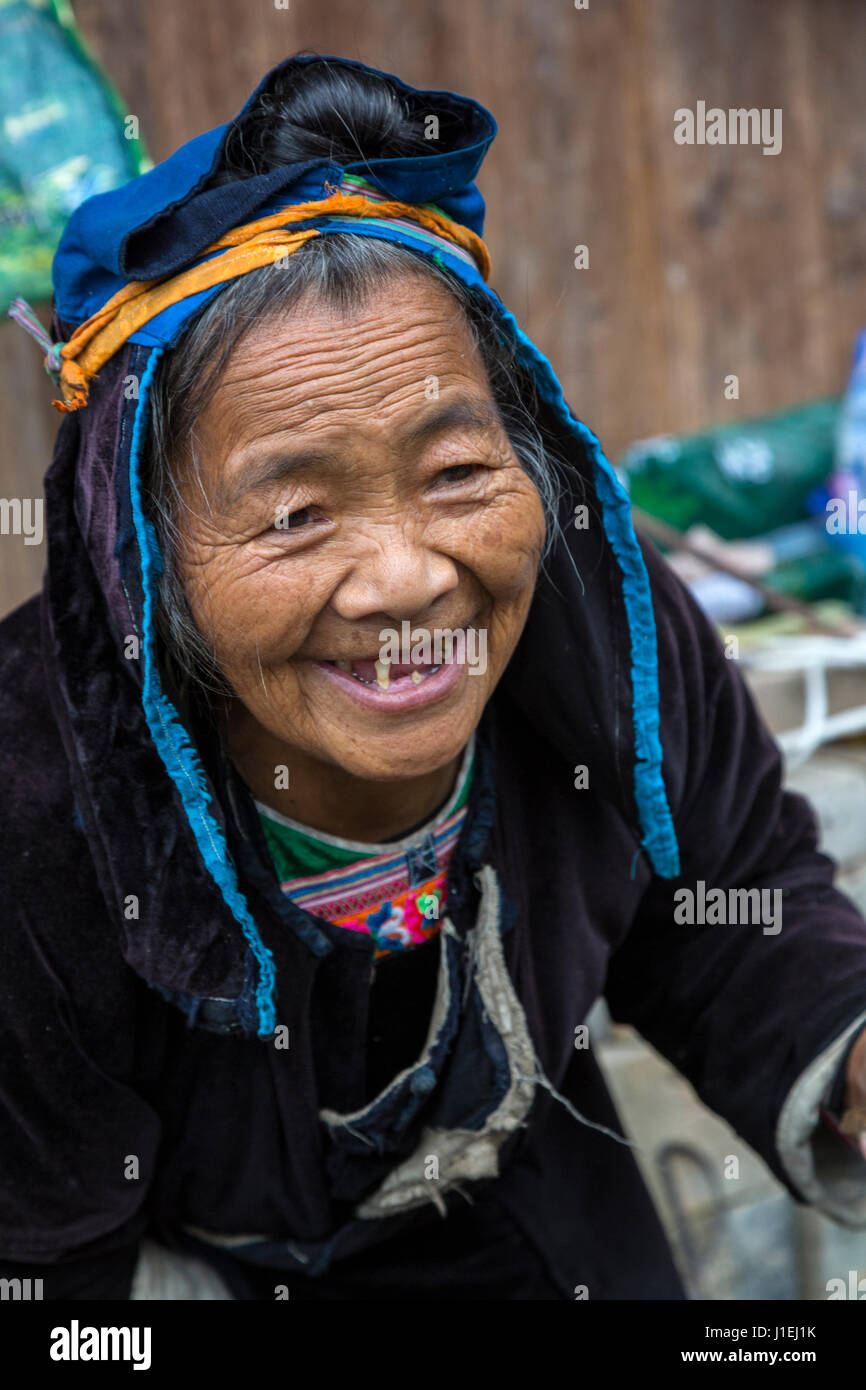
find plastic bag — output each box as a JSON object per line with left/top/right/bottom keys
{"left": 618, "top": 399, "right": 840, "bottom": 540}
{"left": 0, "top": 0, "right": 148, "bottom": 313}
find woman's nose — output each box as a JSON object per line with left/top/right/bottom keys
{"left": 331, "top": 525, "right": 460, "bottom": 623}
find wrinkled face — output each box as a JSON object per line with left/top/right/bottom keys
{"left": 176, "top": 274, "right": 546, "bottom": 783}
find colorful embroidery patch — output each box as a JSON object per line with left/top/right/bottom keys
{"left": 279, "top": 810, "right": 465, "bottom": 957}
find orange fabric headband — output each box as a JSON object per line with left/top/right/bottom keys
{"left": 50, "top": 187, "right": 492, "bottom": 414}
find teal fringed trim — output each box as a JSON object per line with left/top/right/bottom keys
{"left": 127, "top": 347, "right": 278, "bottom": 1036}
{"left": 488, "top": 297, "right": 681, "bottom": 879}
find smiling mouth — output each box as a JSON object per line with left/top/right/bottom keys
{"left": 320, "top": 657, "right": 441, "bottom": 690}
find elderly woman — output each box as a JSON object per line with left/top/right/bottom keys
{"left": 4, "top": 51, "right": 866, "bottom": 1303}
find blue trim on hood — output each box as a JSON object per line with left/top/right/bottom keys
{"left": 482, "top": 295, "right": 681, "bottom": 878}
{"left": 127, "top": 347, "right": 278, "bottom": 1038}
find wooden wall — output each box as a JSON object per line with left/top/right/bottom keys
{"left": 3, "top": 0, "right": 866, "bottom": 617}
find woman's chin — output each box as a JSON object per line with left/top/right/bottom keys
{"left": 307, "top": 694, "right": 481, "bottom": 782}
{"left": 332, "top": 716, "right": 478, "bottom": 783}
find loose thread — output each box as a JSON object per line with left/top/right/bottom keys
{"left": 515, "top": 1063, "right": 644, "bottom": 1153}
{"left": 7, "top": 296, "right": 64, "bottom": 381}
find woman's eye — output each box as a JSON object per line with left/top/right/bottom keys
{"left": 434, "top": 464, "right": 481, "bottom": 486}
{"left": 275, "top": 506, "right": 317, "bottom": 531}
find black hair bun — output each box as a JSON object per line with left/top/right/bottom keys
{"left": 218, "top": 52, "right": 458, "bottom": 181}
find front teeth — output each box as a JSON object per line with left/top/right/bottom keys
{"left": 330, "top": 659, "right": 441, "bottom": 688}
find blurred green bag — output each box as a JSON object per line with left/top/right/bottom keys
{"left": 0, "top": 0, "right": 148, "bottom": 313}
{"left": 618, "top": 399, "right": 840, "bottom": 540}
